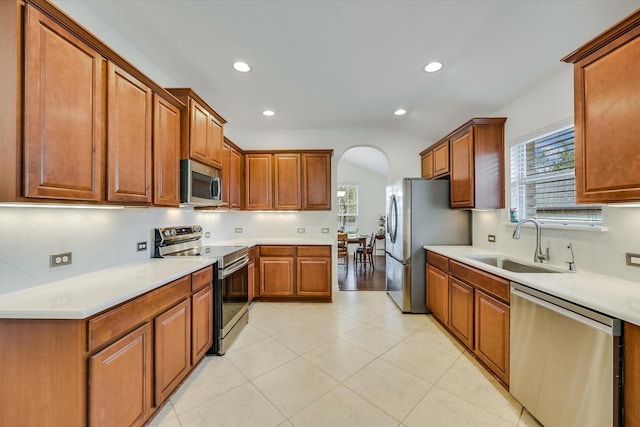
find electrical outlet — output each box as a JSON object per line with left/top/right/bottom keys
{"left": 205, "top": 231, "right": 211, "bottom": 238}
{"left": 50, "top": 252, "right": 72, "bottom": 268}
{"left": 297, "top": 228, "right": 306, "bottom": 233}
{"left": 235, "top": 228, "right": 243, "bottom": 233}
{"left": 321, "top": 228, "right": 330, "bottom": 234}
{"left": 488, "top": 234, "right": 496, "bottom": 243}
{"left": 136, "top": 241, "right": 147, "bottom": 252}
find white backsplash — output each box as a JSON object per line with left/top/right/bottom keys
{"left": 0, "top": 206, "right": 334, "bottom": 295}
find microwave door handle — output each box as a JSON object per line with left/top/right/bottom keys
{"left": 209, "top": 178, "right": 215, "bottom": 199}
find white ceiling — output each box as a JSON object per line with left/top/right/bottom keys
{"left": 76, "top": 0, "right": 638, "bottom": 142}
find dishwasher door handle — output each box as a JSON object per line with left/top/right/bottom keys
{"left": 511, "top": 287, "right": 616, "bottom": 335}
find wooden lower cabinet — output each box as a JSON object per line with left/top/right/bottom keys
{"left": 426, "top": 264, "right": 448, "bottom": 324}
{"left": 155, "top": 299, "right": 191, "bottom": 404}
{"left": 260, "top": 256, "right": 295, "bottom": 296}
{"left": 625, "top": 322, "right": 640, "bottom": 426}
{"left": 449, "top": 277, "right": 474, "bottom": 349}
{"left": 248, "top": 246, "right": 256, "bottom": 302}
{"left": 89, "top": 323, "right": 153, "bottom": 427}
{"left": 257, "top": 245, "right": 331, "bottom": 301}
{"left": 475, "top": 290, "right": 510, "bottom": 384}
{"left": 426, "top": 250, "right": 510, "bottom": 386}
{"left": 191, "top": 286, "right": 213, "bottom": 362}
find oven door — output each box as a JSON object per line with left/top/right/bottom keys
{"left": 211, "top": 258, "right": 249, "bottom": 355}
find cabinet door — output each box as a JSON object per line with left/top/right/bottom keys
{"left": 474, "top": 290, "right": 509, "bottom": 384}
{"left": 89, "top": 323, "right": 152, "bottom": 427}
{"left": 450, "top": 129, "right": 474, "bottom": 208}
{"left": 208, "top": 116, "right": 223, "bottom": 168}
{"left": 248, "top": 252, "right": 256, "bottom": 302}
{"left": 245, "top": 153, "right": 273, "bottom": 210}
{"left": 221, "top": 143, "right": 231, "bottom": 207}
{"left": 274, "top": 153, "right": 301, "bottom": 210}
{"left": 107, "top": 62, "right": 152, "bottom": 203}
{"left": 153, "top": 95, "right": 180, "bottom": 206}
{"left": 448, "top": 277, "right": 474, "bottom": 348}
{"left": 426, "top": 264, "right": 448, "bottom": 324}
{"left": 155, "top": 299, "right": 191, "bottom": 404}
{"left": 302, "top": 152, "right": 331, "bottom": 210}
{"left": 433, "top": 141, "right": 450, "bottom": 177}
{"left": 573, "top": 31, "right": 640, "bottom": 203}
{"left": 230, "top": 147, "right": 243, "bottom": 209}
{"left": 189, "top": 99, "right": 210, "bottom": 164}
{"left": 297, "top": 257, "right": 331, "bottom": 297}
{"left": 260, "top": 257, "right": 294, "bottom": 296}
{"left": 24, "top": 6, "right": 104, "bottom": 201}
{"left": 625, "top": 322, "right": 640, "bottom": 426}
{"left": 192, "top": 286, "right": 213, "bottom": 363}
{"left": 421, "top": 151, "right": 434, "bottom": 179}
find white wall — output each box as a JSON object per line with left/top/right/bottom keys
{"left": 473, "top": 68, "right": 640, "bottom": 282}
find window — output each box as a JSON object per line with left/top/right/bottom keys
{"left": 510, "top": 126, "right": 601, "bottom": 224}
{"left": 337, "top": 184, "right": 358, "bottom": 233}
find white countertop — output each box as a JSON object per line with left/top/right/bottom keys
{"left": 0, "top": 258, "right": 216, "bottom": 320}
{"left": 205, "top": 237, "right": 336, "bottom": 247}
{"left": 424, "top": 245, "right": 640, "bottom": 325}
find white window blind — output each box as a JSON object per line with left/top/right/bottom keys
{"left": 510, "top": 127, "right": 602, "bottom": 224}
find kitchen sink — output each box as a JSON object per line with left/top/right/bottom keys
{"left": 467, "top": 256, "right": 565, "bottom": 273}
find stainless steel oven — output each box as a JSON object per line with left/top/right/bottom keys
{"left": 153, "top": 225, "right": 249, "bottom": 356}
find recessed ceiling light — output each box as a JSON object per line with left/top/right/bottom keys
{"left": 262, "top": 110, "right": 275, "bottom": 116}
{"left": 394, "top": 109, "right": 407, "bottom": 116}
{"left": 233, "top": 61, "right": 251, "bottom": 72}
{"left": 424, "top": 61, "right": 443, "bottom": 73}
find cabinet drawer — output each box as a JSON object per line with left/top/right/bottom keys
{"left": 450, "top": 260, "right": 509, "bottom": 303}
{"left": 427, "top": 251, "right": 449, "bottom": 273}
{"left": 88, "top": 275, "right": 191, "bottom": 352}
{"left": 260, "top": 245, "right": 295, "bottom": 256}
{"left": 192, "top": 266, "right": 213, "bottom": 292}
{"left": 296, "top": 245, "right": 331, "bottom": 257}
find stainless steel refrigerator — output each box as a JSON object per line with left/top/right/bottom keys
{"left": 385, "top": 178, "right": 470, "bottom": 313}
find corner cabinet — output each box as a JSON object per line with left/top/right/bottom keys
{"left": 257, "top": 245, "right": 332, "bottom": 301}
{"left": 562, "top": 10, "right": 640, "bottom": 203}
{"left": 426, "top": 250, "right": 510, "bottom": 386}
{"left": 167, "top": 88, "right": 226, "bottom": 169}
{"left": 245, "top": 150, "right": 333, "bottom": 211}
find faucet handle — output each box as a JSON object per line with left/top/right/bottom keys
{"left": 565, "top": 261, "right": 576, "bottom": 271}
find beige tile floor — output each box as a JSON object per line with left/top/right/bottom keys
{"left": 149, "top": 291, "right": 542, "bottom": 427}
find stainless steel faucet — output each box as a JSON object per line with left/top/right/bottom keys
{"left": 566, "top": 243, "right": 577, "bottom": 271}
{"left": 512, "top": 218, "right": 550, "bottom": 263}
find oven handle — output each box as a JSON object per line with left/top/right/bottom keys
{"left": 219, "top": 257, "right": 249, "bottom": 279}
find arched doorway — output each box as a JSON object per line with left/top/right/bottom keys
{"left": 337, "top": 147, "right": 389, "bottom": 291}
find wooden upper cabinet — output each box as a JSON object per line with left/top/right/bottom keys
{"left": 303, "top": 152, "right": 332, "bottom": 210}
{"left": 562, "top": 10, "right": 640, "bottom": 203}
{"left": 153, "top": 94, "right": 181, "bottom": 207}
{"left": 450, "top": 129, "right": 475, "bottom": 208}
{"left": 433, "top": 141, "right": 450, "bottom": 177}
{"left": 23, "top": 5, "right": 105, "bottom": 201}
{"left": 421, "top": 151, "right": 434, "bottom": 179}
{"left": 167, "top": 88, "right": 226, "bottom": 169}
{"left": 230, "top": 146, "right": 242, "bottom": 209}
{"left": 107, "top": 62, "right": 152, "bottom": 204}
{"left": 449, "top": 118, "right": 506, "bottom": 209}
{"left": 274, "top": 153, "right": 302, "bottom": 210}
{"left": 245, "top": 153, "right": 273, "bottom": 210}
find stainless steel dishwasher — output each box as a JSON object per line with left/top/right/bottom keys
{"left": 510, "top": 282, "right": 622, "bottom": 427}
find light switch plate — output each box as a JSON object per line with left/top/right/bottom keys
{"left": 136, "top": 241, "right": 147, "bottom": 252}
{"left": 205, "top": 231, "right": 211, "bottom": 238}
{"left": 488, "top": 234, "right": 496, "bottom": 243}
{"left": 626, "top": 253, "right": 640, "bottom": 267}
{"left": 235, "top": 228, "right": 243, "bottom": 233}
{"left": 297, "top": 228, "right": 306, "bottom": 233}
{"left": 321, "top": 228, "right": 330, "bottom": 234}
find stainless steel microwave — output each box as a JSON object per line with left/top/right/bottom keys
{"left": 180, "top": 159, "right": 223, "bottom": 206}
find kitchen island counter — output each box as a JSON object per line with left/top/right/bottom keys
{"left": 425, "top": 245, "right": 640, "bottom": 325}
{"left": 0, "top": 258, "right": 216, "bottom": 319}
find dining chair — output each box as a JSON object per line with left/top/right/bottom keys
{"left": 337, "top": 232, "right": 349, "bottom": 267}
{"left": 355, "top": 232, "right": 376, "bottom": 269}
